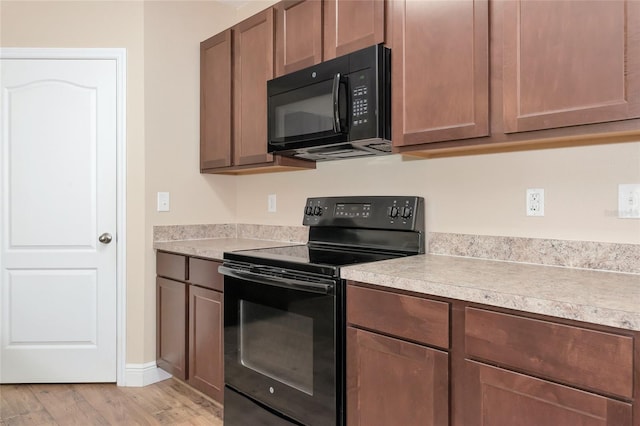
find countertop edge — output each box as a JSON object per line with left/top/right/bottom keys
{"left": 341, "top": 256, "right": 640, "bottom": 332}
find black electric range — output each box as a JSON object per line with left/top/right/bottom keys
{"left": 220, "top": 196, "right": 425, "bottom": 426}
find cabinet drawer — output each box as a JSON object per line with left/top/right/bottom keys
{"left": 465, "top": 307, "right": 634, "bottom": 399}
{"left": 188, "top": 258, "right": 223, "bottom": 291}
{"left": 156, "top": 251, "right": 187, "bottom": 281}
{"left": 347, "top": 284, "right": 449, "bottom": 349}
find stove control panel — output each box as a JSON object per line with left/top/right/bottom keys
{"left": 303, "top": 196, "right": 424, "bottom": 231}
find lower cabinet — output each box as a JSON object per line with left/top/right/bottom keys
{"left": 346, "top": 284, "right": 450, "bottom": 426}
{"left": 461, "top": 307, "right": 634, "bottom": 426}
{"left": 346, "top": 281, "right": 638, "bottom": 426}
{"left": 156, "top": 251, "right": 224, "bottom": 404}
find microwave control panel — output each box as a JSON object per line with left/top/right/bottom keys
{"left": 351, "top": 80, "right": 369, "bottom": 127}
{"left": 349, "top": 70, "right": 373, "bottom": 133}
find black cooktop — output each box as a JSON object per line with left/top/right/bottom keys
{"left": 224, "top": 244, "right": 406, "bottom": 277}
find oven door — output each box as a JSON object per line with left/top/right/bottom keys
{"left": 220, "top": 264, "right": 341, "bottom": 426}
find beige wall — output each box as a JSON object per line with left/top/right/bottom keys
{"left": 142, "top": 0, "right": 238, "bottom": 363}
{"left": 141, "top": 0, "right": 277, "bottom": 363}
{"left": 236, "top": 142, "right": 640, "bottom": 244}
{"left": 2, "top": 0, "right": 639, "bottom": 370}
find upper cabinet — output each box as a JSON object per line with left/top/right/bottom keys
{"left": 499, "top": 0, "right": 640, "bottom": 134}
{"left": 200, "top": 9, "right": 315, "bottom": 174}
{"left": 275, "top": 0, "right": 323, "bottom": 76}
{"left": 391, "top": 0, "right": 490, "bottom": 147}
{"left": 323, "top": 0, "right": 385, "bottom": 60}
{"left": 398, "top": 0, "right": 640, "bottom": 155}
{"left": 274, "top": 0, "right": 386, "bottom": 77}
{"left": 233, "top": 9, "right": 276, "bottom": 167}
{"left": 200, "top": 30, "right": 232, "bottom": 169}
{"left": 201, "top": 0, "right": 640, "bottom": 167}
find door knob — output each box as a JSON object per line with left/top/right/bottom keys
{"left": 99, "top": 233, "right": 113, "bottom": 244}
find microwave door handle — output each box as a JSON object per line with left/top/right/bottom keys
{"left": 332, "top": 73, "right": 341, "bottom": 133}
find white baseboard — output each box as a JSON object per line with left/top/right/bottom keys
{"left": 122, "top": 362, "right": 172, "bottom": 387}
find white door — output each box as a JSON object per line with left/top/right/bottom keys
{"left": 0, "top": 55, "right": 117, "bottom": 382}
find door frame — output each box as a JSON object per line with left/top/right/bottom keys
{"left": 0, "top": 47, "right": 127, "bottom": 385}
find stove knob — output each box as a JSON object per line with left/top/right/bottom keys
{"left": 313, "top": 206, "right": 323, "bottom": 216}
{"left": 401, "top": 207, "right": 412, "bottom": 218}
{"left": 305, "top": 206, "right": 313, "bottom": 216}
{"left": 388, "top": 206, "right": 399, "bottom": 218}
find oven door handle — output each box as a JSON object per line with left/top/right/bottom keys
{"left": 218, "top": 265, "right": 334, "bottom": 294}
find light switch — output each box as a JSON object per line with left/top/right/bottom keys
{"left": 157, "top": 192, "right": 170, "bottom": 212}
{"left": 268, "top": 194, "right": 277, "bottom": 213}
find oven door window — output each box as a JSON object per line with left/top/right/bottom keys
{"left": 240, "top": 300, "right": 314, "bottom": 395}
{"left": 225, "top": 275, "right": 339, "bottom": 426}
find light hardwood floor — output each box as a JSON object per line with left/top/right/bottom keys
{"left": 0, "top": 378, "right": 223, "bottom": 425}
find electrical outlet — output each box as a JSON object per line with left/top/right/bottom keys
{"left": 268, "top": 194, "right": 277, "bottom": 213}
{"left": 618, "top": 184, "right": 640, "bottom": 218}
{"left": 526, "top": 188, "right": 544, "bottom": 217}
{"left": 157, "top": 192, "right": 170, "bottom": 212}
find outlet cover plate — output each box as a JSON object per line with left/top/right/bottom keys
{"left": 526, "top": 188, "right": 544, "bottom": 217}
{"left": 618, "top": 184, "right": 640, "bottom": 218}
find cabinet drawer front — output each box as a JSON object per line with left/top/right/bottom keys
{"left": 188, "top": 258, "right": 223, "bottom": 291}
{"left": 156, "top": 251, "right": 187, "bottom": 281}
{"left": 465, "top": 307, "right": 633, "bottom": 399}
{"left": 347, "top": 284, "right": 449, "bottom": 349}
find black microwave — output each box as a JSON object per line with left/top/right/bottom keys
{"left": 267, "top": 44, "right": 391, "bottom": 161}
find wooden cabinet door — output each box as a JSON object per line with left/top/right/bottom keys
{"left": 156, "top": 277, "right": 188, "bottom": 380}
{"left": 347, "top": 327, "right": 448, "bottom": 426}
{"left": 461, "top": 361, "right": 632, "bottom": 426}
{"left": 200, "top": 30, "right": 232, "bottom": 170}
{"left": 324, "top": 0, "right": 385, "bottom": 60}
{"left": 275, "top": 0, "right": 323, "bottom": 77}
{"left": 233, "top": 8, "right": 275, "bottom": 166}
{"left": 391, "top": 0, "right": 489, "bottom": 147}
{"left": 500, "top": 0, "right": 640, "bottom": 133}
{"left": 188, "top": 285, "right": 224, "bottom": 403}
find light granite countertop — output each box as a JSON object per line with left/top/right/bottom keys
{"left": 153, "top": 238, "right": 300, "bottom": 260}
{"left": 341, "top": 254, "right": 640, "bottom": 331}
{"left": 154, "top": 237, "right": 640, "bottom": 332}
